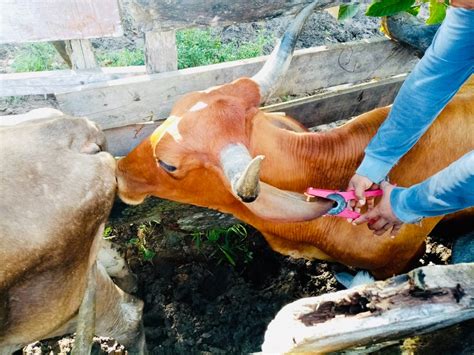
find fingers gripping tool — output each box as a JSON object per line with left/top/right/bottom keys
{"left": 305, "top": 188, "right": 383, "bottom": 219}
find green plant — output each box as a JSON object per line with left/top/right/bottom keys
{"left": 337, "top": 3, "right": 361, "bottom": 21}
{"left": 9, "top": 27, "right": 271, "bottom": 73}
{"left": 192, "top": 224, "right": 253, "bottom": 266}
{"left": 128, "top": 222, "right": 156, "bottom": 262}
{"left": 338, "top": 0, "right": 449, "bottom": 25}
{"left": 11, "top": 43, "right": 66, "bottom": 72}
{"left": 103, "top": 226, "right": 114, "bottom": 239}
{"left": 96, "top": 48, "right": 145, "bottom": 67}
{"left": 0, "top": 96, "right": 27, "bottom": 106}
{"left": 176, "top": 28, "right": 272, "bottom": 69}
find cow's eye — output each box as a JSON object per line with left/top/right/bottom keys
{"left": 158, "top": 159, "right": 177, "bottom": 172}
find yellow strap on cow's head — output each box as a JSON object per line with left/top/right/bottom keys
{"left": 150, "top": 115, "right": 182, "bottom": 155}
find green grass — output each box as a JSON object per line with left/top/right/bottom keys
{"left": 11, "top": 43, "right": 66, "bottom": 72}
{"left": 10, "top": 28, "right": 273, "bottom": 72}
{"left": 192, "top": 224, "right": 253, "bottom": 267}
{"left": 177, "top": 28, "right": 272, "bottom": 69}
{"left": 96, "top": 48, "right": 145, "bottom": 67}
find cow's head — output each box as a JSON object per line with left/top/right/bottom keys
{"left": 117, "top": 2, "right": 333, "bottom": 222}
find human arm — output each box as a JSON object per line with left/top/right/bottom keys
{"left": 349, "top": 6, "right": 474, "bottom": 206}
{"left": 354, "top": 151, "right": 474, "bottom": 235}
{"left": 358, "top": 6, "right": 474, "bottom": 184}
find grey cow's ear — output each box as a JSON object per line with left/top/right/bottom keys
{"left": 81, "top": 143, "right": 103, "bottom": 154}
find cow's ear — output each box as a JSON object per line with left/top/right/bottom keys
{"left": 227, "top": 78, "right": 261, "bottom": 109}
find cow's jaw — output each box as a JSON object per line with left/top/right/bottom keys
{"left": 116, "top": 174, "right": 148, "bottom": 205}
{"left": 116, "top": 146, "right": 156, "bottom": 205}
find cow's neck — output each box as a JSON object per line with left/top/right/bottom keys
{"left": 251, "top": 108, "right": 389, "bottom": 191}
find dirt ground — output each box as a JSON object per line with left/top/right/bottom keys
{"left": 23, "top": 215, "right": 470, "bottom": 354}
{"left": 126, "top": 230, "right": 460, "bottom": 354}
{"left": 4, "top": 5, "right": 473, "bottom": 355}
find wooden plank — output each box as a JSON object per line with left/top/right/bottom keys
{"left": 263, "top": 74, "right": 407, "bottom": 127}
{"left": 126, "top": 0, "right": 369, "bottom": 31}
{"left": 262, "top": 263, "right": 474, "bottom": 353}
{"left": 2, "top": 74, "right": 403, "bottom": 157}
{"left": 103, "top": 75, "right": 404, "bottom": 156}
{"left": 105, "top": 121, "right": 160, "bottom": 157}
{"left": 0, "top": 0, "right": 123, "bottom": 44}
{"left": 52, "top": 41, "right": 72, "bottom": 68}
{"left": 0, "top": 66, "right": 147, "bottom": 97}
{"left": 145, "top": 30, "right": 178, "bottom": 73}
{"left": 64, "top": 39, "right": 98, "bottom": 70}
{"left": 56, "top": 38, "right": 418, "bottom": 130}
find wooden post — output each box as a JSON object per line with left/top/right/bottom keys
{"left": 52, "top": 41, "right": 72, "bottom": 68}
{"left": 145, "top": 30, "right": 178, "bottom": 73}
{"left": 64, "top": 39, "right": 98, "bottom": 70}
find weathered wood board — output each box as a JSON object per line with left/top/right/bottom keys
{"left": 103, "top": 74, "right": 405, "bottom": 156}
{"left": 0, "top": 67, "right": 147, "bottom": 97}
{"left": 105, "top": 121, "right": 160, "bottom": 157}
{"left": 262, "top": 263, "right": 474, "bottom": 353}
{"left": 264, "top": 74, "right": 406, "bottom": 127}
{"left": 145, "top": 30, "right": 178, "bottom": 73}
{"left": 124, "top": 0, "right": 370, "bottom": 31}
{"left": 56, "top": 38, "right": 418, "bottom": 130}
{"left": 0, "top": 0, "right": 123, "bottom": 44}
{"left": 64, "top": 39, "right": 99, "bottom": 70}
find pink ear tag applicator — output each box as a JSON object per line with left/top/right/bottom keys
{"left": 305, "top": 188, "right": 384, "bottom": 219}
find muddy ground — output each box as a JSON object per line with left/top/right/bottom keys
{"left": 4, "top": 4, "right": 473, "bottom": 355}
{"left": 22, "top": 211, "right": 472, "bottom": 354}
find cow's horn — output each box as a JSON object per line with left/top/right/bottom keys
{"left": 220, "top": 143, "right": 264, "bottom": 203}
{"left": 252, "top": 1, "right": 318, "bottom": 103}
{"left": 234, "top": 155, "right": 264, "bottom": 202}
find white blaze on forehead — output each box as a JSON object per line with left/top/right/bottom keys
{"left": 150, "top": 115, "right": 182, "bottom": 149}
{"left": 189, "top": 101, "right": 208, "bottom": 112}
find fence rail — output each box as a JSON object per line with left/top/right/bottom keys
{"left": 1, "top": 0, "right": 418, "bottom": 157}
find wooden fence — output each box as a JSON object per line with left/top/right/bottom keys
{"left": 0, "top": 0, "right": 417, "bottom": 157}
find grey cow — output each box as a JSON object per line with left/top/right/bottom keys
{"left": 0, "top": 110, "right": 145, "bottom": 353}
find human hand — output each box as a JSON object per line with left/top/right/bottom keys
{"left": 347, "top": 174, "right": 379, "bottom": 216}
{"left": 352, "top": 181, "right": 404, "bottom": 236}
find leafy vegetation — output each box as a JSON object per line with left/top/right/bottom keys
{"left": 192, "top": 224, "right": 253, "bottom": 267}
{"left": 337, "top": 3, "right": 361, "bottom": 21}
{"left": 338, "top": 0, "right": 449, "bottom": 24}
{"left": 366, "top": 0, "right": 417, "bottom": 17}
{"left": 103, "top": 226, "right": 114, "bottom": 239}
{"left": 96, "top": 48, "right": 144, "bottom": 67}
{"left": 425, "top": 0, "right": 449, "bottom": 25}
{"left": 176, "top": 28, "right": 272, "bottom": 69}
{"left": 128, "top": 222, "right": 156, "bottom": 262}
{"left": 11, "top": 43, "right": 66, "bottom": 72}
{"left": 10, "top": 28, "right": 272, "bottom": 73}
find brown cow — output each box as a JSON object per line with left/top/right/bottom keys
{"left": 0, "top": 112, "right": 145, "bottom": 353}
{"left": 116, "top": 5, "right": 474, "bottom": 279}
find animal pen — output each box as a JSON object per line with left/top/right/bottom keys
{"left": 1, "top": 0, "right": 473, "bottom": 353}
